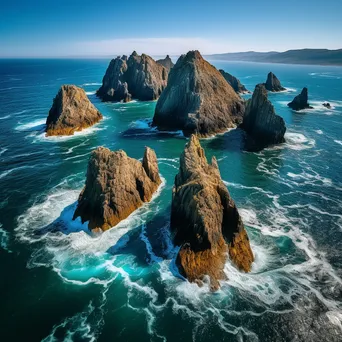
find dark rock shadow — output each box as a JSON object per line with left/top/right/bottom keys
{"left": 206, "top": 128, "right": 245, "bottom": 152}
{"left": 107, "top": 206, "right": 175, "bottom": 268}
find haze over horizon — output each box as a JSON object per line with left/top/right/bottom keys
{"left": 1, "top": 0, "right": 342, "bottom": 57}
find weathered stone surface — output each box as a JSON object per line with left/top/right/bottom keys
{"left": 73, "top": 146, "right": 161, "bottom": 231}
{"left": 97, "top": 51, "right": 168, "bottom": 102}
{"left": 96, "top": 56, "right": 131, "bottom": 102}
{"left": 46, "top": 85, "right": 103, "bottom": 136}
{"left": 156, "top": 55, "right": 174, "bottom": 71}
{"left": 264, "top": 72, "right": 286, "bottom": 92}
{"left": 219, "top": 69, "right": 249, "bottom": 93}
{"left": 152, "top": 50, "right": 245, "bottom": 137}
{"left": 241, "top": 84, "right": 286, "bottom": 147}
{"left": 287, "top": 87, "right": 313, "bottom": 110}
{"left": 323, "top": 102, "right": 331, "bottom": 108}
{"left": 171, "top": 135, "right": 254, "bottom": 290}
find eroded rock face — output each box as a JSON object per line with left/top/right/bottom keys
{"left": 241, "top": 84, "right": 286, "bottom": 147}
{"left": 287, "top": 87, "right": 313, "bottom": 110}
{"left": 156, "top": 55, "right": 174, "bottom": 71}
{"left": 219, "top": 69, "right": 249, "bottom": 94}
{"left": 46, "top": 85, "right": 103, "bottom": 136}
{"left": 264, "top": 72, "right": 285, "bottom": 92}
{"left": 73, "top": 146, "right": 161, "bottom": 231}
{"left": 97, "top": 51, "right": 168, "bottom": 102}
{"left": 152, "top": 50, "right": 245, "bottom": 137}
{"left": 171, "top": 135, "right": 254, "bottom": 290}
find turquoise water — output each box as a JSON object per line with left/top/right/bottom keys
{"left": 0, "top": 59, "right": 341, "bottom": 342}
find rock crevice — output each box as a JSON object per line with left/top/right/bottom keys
{"left": 219, "top": 69, "right": 249, "bottom": 94}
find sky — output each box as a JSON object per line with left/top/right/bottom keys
{"left": 1, "top": 0, "right": 342, "bottom": 57}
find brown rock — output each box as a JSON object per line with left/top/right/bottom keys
{"left": 171, "top": 135, "right": 254, "bottom": 290}
{"left": 73, "top": 146, "right": 161, "bottom": 231}
{"left": 97, "top": 51, "right": 168, "bottom": 102}
{"left": 46, "top": 85, "right": 103, "bottom": 136}
{"left": 156, "top": 55, "right": 174, "bottom": 72}
{"left": 152, "top": 50, "right": 245, "bottom": 137}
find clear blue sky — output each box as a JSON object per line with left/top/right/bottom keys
{"left": 1, "top": 0, "right": 342, "bottom": 57}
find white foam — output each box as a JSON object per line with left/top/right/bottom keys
{"left": 0, "top": 224, "right": 10, "bottom": 252}
{"left": 85, "top": 91, "right": 96, "bottom": 95}
{"left": 334, "top": 140, "right": 342, "bottom": 146}
{"left": 0, "top": 148, "right": 7, "bottom": 156}
{"left": 284, "top": 132, "right": 315, "bottom": 150}
{"left": 315, "top": 130, "right": 323, "bottom": 135}
{"left": 0, "top": 165, "right": 37, "bottom": 180}
{"left": 0, "top": 115, "right": 10, "bottom": 120}
{"left": 15, "top": 119, "right": 46, "bottom": 131}
{"left": 82, "top": 82, "right": 101, "bottom": 86}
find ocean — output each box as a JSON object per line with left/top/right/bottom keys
{"left": 0, "top": 58, "right": 341, "bottom": 342}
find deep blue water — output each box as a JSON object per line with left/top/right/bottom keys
{"left": 0, "top": 58, "right": 341, "bottom": 342}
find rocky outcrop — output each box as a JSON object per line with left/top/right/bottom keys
{"left": 152, "top": 50, "right": 245, "bottom": 137}
{"left": 264, "top": 72, "right": 285, "bottom": 92}
{"left": 287, "top": 87, "right": 313, "bottom": 110}
{"left": 97, "top": 51, "right": 168, "bottom": 102}
{"left": 323, "top": 102, "right": 331, "bottom": 109}
{"left": 46, "top": 85, "right": 103, "bottom": 136}
{"left": 219, "top": 69, "right": 249, "bottom": 94}
{"left": 73, "top": 146, "right": 161, "bottom": 231}
{"left": 156, "top": 55, "right": 174, "bottom": 71}
{"left": 171, "top": 135, "right": 254, "bottom": 290}
{"left": 241, "top": 84, "right": 286, "bottom": 146}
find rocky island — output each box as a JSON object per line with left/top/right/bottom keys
{"left": 241, "top": 84, "right": 286, "bottom": 148}
{"left": 45, "top": 85, "right": 103, "bottom": 136}
{"left": 73, "top": 146, "right": 161, "bottom": 231}
{"left": 287, "top": 87, "right": 313, "bottom": 110}
{"left": 97, "top": 51, "right": 168, "bottom": 102}
{"left": 156, "top": 55, "right": 174, "bottom": 71}
{"left": 171, "top": 135, "right": 254, "bottom": 290}
{"left": 152, "top": 50, "right": 245, "bottom": 137}
{"left": 219, "top": 69, "right": 249, "bottom": 94}
{"left": 264, "top": 72, "right": 286, "bottom": 92}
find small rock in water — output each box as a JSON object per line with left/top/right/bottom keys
{"left": 46, "top": 85, "right": 103, "bottom": 136}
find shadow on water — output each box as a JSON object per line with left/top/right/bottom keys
{"left": 107, "top": 206, "right": 175, "bottom": 267}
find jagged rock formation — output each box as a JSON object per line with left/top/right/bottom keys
{"left": 156, "top": 55, "right": 174, "bottom": 71}
{"left": 323, "top": 102, "right": 331, "bottom": 109}
{"left": 241, "top": 84, "right": 286, "bottom": 146}
{"left": 287, "top": 87, "right": 313, "bottom": 110}
{"left": 152, "top": 50, "right": 245, "bottom": 137}
{"left": 171, "top": 135, "right": 254, "bottom": 290}
{"left": 264, "top": 72, "right": 286, "bottom": 92}
{"left": 219, "top": 69, "right": 249, "bottom": 94}
{"left": 46, "top": 85, "right": 103, "bottom": 136}
{"left": 97, "top": 51, "right": 168, "bottom": 102}
{"left": 73, "top": 146, "right": 161, "bottom": 231}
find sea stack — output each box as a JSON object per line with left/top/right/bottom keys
{"left": 219, "top": 69, "right": 249, "bottom": 94}
{"left": 73, "top": 146, "right": 161, "bottom": 231}
{"left": 241, "top": 84, "right": 286, "bottom": 147}
{"left": 171, "top": 135, "right": 254, "bottom": 290}
{"left": 97, "top": 51, "right": 168, "bottom": 102}
{"left": 264, "top": 72, "right": 286, "bottom": 92}
{"left": 156, "top": 55, "right": 174, "bottom": 71}
{"left": 287, "top": 87, "right": 313, "bottom": 110}
{"left": 152, "top": 50, "right": 245, "bottom": 137}
{"left": 45, "top": 85, "right": 103, "bottom": 136}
